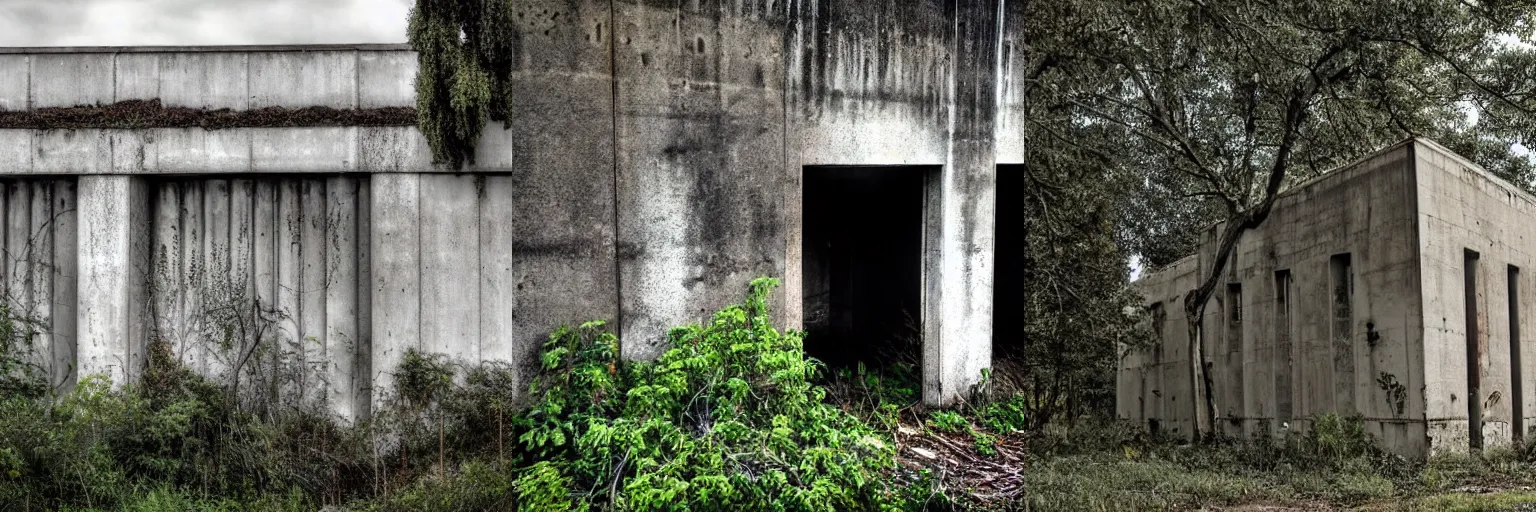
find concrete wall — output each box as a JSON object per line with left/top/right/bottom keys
{"left": 143, "top": 177, "right": 372, "bottom": 419}
{"left": 0, "top": 179, "right": 77, "bottom": 392}
{"left": 782, "top": 0, "right": 1000, "bottom": 403}
{"left": 0, "top": 0, "right": 1014, "bottom": 412}
{"left": 1122, "top": 140, "right": 1428, "bottom": 456}
{"left": 1121, "top": 255, "right": 1199, "bottom": 436}
{"left": 1415, "top": 139, "right": 1536, "bottom": 455}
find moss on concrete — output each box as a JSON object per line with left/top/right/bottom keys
{"left": 0, "top": 99, "right": 417, "bottom": 130}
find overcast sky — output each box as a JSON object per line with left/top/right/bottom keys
{"left": 0, "top": 0, "right": 411, "bottom": 46}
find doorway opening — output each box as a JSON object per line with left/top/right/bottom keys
{"left": 1466, "top": 248, "right": 1484, "bottom": 451}
{"left": 1512, "top": 265, "right": 1524, "bottom": 442}
{"left": 801, "top": 166, "right": 934, "bottom": 380}
{"left": 994, "top": 165, "right": 1024, "bottom": 358}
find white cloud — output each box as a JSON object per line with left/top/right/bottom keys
{"left": 0, "top": 0, "right": 411, "bottom": 46}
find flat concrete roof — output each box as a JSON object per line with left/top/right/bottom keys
{"left": 0, "top": 44, "right": 412, "bottom": 54}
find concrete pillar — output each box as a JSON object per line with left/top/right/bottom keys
{"left": 325, "top": 176, "right": 363, "bottom": 422}
{"left": 76, "top": 175, "right": 151, "bottom": 386}
{"left": 922, "top": 0, "right": 999, "bottom": 406}
{"left": 369, "top": 173, "right": 420, "bottom": 410}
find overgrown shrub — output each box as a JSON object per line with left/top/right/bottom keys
{"left": 0, "top": 339, "right": 372, "bottom": 510}
{"left": 1, "top": 277, "right": 943, "bottom": 510}
{"left": 514, "top": 277, "right": 909, "bottom": 510}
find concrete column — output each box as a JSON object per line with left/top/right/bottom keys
{"left": 370, "top": 173, "right": 420, "bottom": 410}
{"left": 77, "top": 175, "right": 151, "bottom": 386}
{"left": 923, "top": 0, "right": 999, "bottom": 406}
{"left": 325, "top": 176, "right": 362, "bottom": 422}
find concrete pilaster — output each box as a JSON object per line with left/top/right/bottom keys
{"left": 923, "top": 0, "right": 999, "bottom": 406}
{"left": 369, "top": 173, "right": 420, "bottom": 410}
{"left": 76, "top": 175, "right": 150, "bottom": 386}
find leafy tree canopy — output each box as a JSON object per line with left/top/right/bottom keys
{"left": 1017, "top": 0, "right": 1536, "bottom": 269}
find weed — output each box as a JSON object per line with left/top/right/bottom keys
{"left": 928, "top": 411, "right": 968, "bottom": 434}
{"left": 978, "top": 394, "right": 1029, "bottom": 434}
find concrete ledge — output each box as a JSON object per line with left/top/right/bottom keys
{"left": 0, "top": 126, "right": 525, "bottom": 174}
{"left": 0, "top": 44, "right": 413, "bottom": 54}
{"left": 1, "top": 47, "right": 417, "bottom": 110}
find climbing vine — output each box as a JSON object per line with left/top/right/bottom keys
{"left": 406, "top": 0, "right": 516, "bottom": 169}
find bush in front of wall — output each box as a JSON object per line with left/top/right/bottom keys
{"left": 513, "top": 277, "right": 907, "bottom": 511}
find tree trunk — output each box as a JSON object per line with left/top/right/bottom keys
{"left": 1185, "top": 315, "right": 1208, "bottom": 441}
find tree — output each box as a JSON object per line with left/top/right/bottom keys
{"left": 1021, "top": 0, "right": 1536, "bottom": 440}
{"left": 1012, "top": 117, "right": 1146, "bottom": 429}
{"left": 406, "top": 0, "right": 516, "bottom": 169}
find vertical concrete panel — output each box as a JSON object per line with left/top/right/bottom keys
{"left": 419, "top": 175, "right": 480, "bottom": 359}
{"left": 229, "top": 180, "right": 257, "bottom": 392}
{"left": 253, "top": 181, "right": 279, "bottom": 406}
{"left": 51, "top": 180, "right": 77, "bottom": 392}
{"left": 356, "top": 178, "right": 373, "bottom": 418}
{"left": 276, "top": 180, "right": 304, "bottom": 407}
{"left": 370, "top": 173, "right": 420, "bottom": 407}
{"left": 179, "top": 182, "right": 205, "bottom": 373}
{"left": 251, "top": 179, "right": 279, "bottom": 405}
{"left": 125, "top": 179, "right": 154, "bottom": 383}
{"left": 29, "top": 183, "right": 53, "bottom": 386}
{"left": 151, "top": 182, "right": 184, "bottom": 364}
{"left": 5, "top": 183, "right": 33, "bottom": 365}
{"left": 204, "top": 180, "right": 232, "bottom": 381}
{"left": 300, "top": 180, "right": 329, "bottom": 407}
{"left": 475, "top": 0, "right": 618, "bottom": 379}
{"left": 921, "top": 168, "right": 946, "bottom": 405}
{"left": 77, "top": 176, "right": 148, "bottom": 385}
{"left": 1521, "top": 264, "right": 1536, "bottom": 439}
{"left": 479, "top": 176, "right": 515, "bottom": 365}
{"left": 325, "top": 176, "right": 360, "bottom": 421}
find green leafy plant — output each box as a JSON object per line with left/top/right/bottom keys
{"left": 928, "top": 411, "right": 968, "bottom": 435}
{"left": 515, "top": 277, "right": 909, "bottom": 510}
{"left": 979, "top": 395, "right": 1029, "bottom": 434}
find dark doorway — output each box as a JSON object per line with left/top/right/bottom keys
{"left": 994, "top": 165, "right": 1024, "bottom": 355}
{"left": 1466, "top": 249, "right": 1484, "bottom": 451}
{"left": 801, "top": 166, "right": 930, "bottom": 369}
{"left": 1511, "top": 265, "right": 1524, "bottom": 442}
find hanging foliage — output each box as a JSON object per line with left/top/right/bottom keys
{"left": 407, "top": 0, "right": 517, "bottom": 169}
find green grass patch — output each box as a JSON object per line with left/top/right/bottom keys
{"left": 1409, "top": 490, "right": 1536, "bottom": 511}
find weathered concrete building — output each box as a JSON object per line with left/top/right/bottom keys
{"left": 1120, "top": 138, "right": 1536, "bottom": 457}
{"left": 0, "top": 1, "right": 1024, "bottom": 418}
